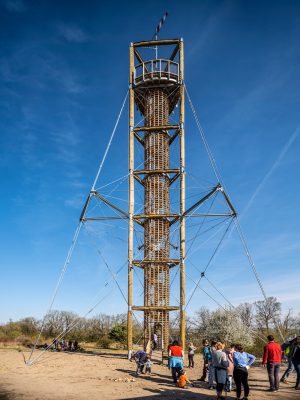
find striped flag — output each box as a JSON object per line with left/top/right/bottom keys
{"left": 155, "top": 11, "right": 168, "bottom": 37}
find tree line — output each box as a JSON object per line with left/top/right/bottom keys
{"left": 1, "top": 297, "right": 299, "bottom": 352}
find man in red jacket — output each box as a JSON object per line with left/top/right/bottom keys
{"left": 262, "top": 335, "right": 282, "bottom": 392}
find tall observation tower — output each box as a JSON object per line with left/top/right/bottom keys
{"left": 127, "top": 39, "right": 185, "bottom": 355}
{"left": 80, "top": 36, "right": 236, "bottom": 359}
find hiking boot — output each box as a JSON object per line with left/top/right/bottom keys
{"left": 281, "top": 379, "right": 288, "bottom": 384}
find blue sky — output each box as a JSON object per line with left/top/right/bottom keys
{"left": 1, "top": 0, "right": 300, "bottom": 324}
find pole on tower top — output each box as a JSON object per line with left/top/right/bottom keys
{"left": 153, "top": 11, "right": 169, "bottom": 59}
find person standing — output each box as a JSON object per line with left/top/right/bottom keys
{"left": 291, "top": 336, "right": 300, "bottom": 390}
{"left": 169, "top": 340, "right": 184, "bottom": 384}
{"left": 262, "top": 335, "right": 282, "bottom": 392}
{"left": 152, "top": 333, "right": 158, "bottom": 350}
{"left": 208, "top": 340, "right": 217, "bottom": 389}
{"left": 199, "top": 339, "right": 210, "bottom": 381}
{"left": 212, "top": 342, "right": 229, "bottom": 400}
{"left": 225, "top": 343, "right": 235, "bottom": 392}
{"left": 233, "top": 343, "right": 256, "bottom": 400}
{"left": 188, "top": 342, "right": 196, "bottom": 368}
{"left": 280, "top": 336, "right": 296, "bottom": 383}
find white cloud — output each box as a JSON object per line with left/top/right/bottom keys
{"left": 57, "top": 23, "right": 89, "bottom": 43}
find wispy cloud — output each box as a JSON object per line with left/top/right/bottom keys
{"left": 64, "top": 193, "right": 85, "bottom": 209}
{"left": 0, "top": 45, "right": 86, "bottom": 94}
{"left": 2, "top": 0, "right": 26, "bottom": 12}
{"left": 57, "top": 23, "right": 89, "bottom": 43}
{"left": 240, "top": 124, "right": 300, "bottom": 218}
{"left": 187, "top": 3, "right": 233, "bottom": 58}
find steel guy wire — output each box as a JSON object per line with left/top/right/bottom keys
{"left": 27, "top": 221, "right": 83, "bottom": 363}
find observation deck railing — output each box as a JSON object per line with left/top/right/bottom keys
{"left": 134, "top": 59, "right": 179, "bottom": 85}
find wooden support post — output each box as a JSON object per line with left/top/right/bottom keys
{"left": 179, "top": 38, "right": 186, "bottom": 351}
{"left": 127, "top": 43, "right": 135, "bottom": 357}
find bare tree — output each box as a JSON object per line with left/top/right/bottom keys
{"left": 279, "top": 309, "right": 299, "bottom": 336}
{"left": 237, "top": 303, "right": 254, "bottom": 329}
{"left": 254, "top": 297, "right": 281, "bottom": 332}
{"left": 18, "top": 317, "right": 40, "bottom": 336}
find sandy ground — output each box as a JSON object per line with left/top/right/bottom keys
{"left": 0, "top": 349, "right": 298, "bottom": 400}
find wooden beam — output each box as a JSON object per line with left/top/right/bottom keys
{"left": 169, "top": 172, "right": 180, "bottom": 185}
{"left": 133, "top": 174, "right": 144, "bottom": 186}
{"left": 133, "top": 39, "right": 180, "bottom": 48}
{"left": 134, "top": 124, "right": 179, "bottom": 132}
{"left": 169, "top": 129, "right": 180, "bottom": 145}
{"left": 134, "top": 213, "right": 178, "bottom": 219}
{"left": 132, "top": 259, "right": 180, "bottom": 265}
{"left": 134, "top": 131, "right": 144, "bottom": 145}
{"left": 169, "top": 43, "right": 179, "bottom": 61}
{"left": 134, "top": 169, "right": 180, "bottom": 175}
{"left": 134, "top": 49, "right": 149, "bottom": 74}
{"left": 132, "top": 306, "right": 180, "bottom": 311}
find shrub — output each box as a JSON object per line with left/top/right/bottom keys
{"left": 97, "top": 337, "right": 113, "bottom": 349}
{"left": 108, "top": 325, "right": 127, "bottom": 343}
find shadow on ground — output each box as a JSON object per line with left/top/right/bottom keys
{"left": 0, "top": 389, "right": 12, "bottom": 400}
{"left": 119, "top": 388, "right": 232, "bottom": 400}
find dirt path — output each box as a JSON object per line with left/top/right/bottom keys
{"left": 0, "top": 349, "right": 298, "bottom": 399}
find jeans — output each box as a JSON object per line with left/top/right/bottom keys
{"left": 188, "top": 354, "right": 194, "bottom": 368}
{"left": 294, "top": 362, "right": 300, "bottom": 387}
{"left": 233, "top": 366, "right": 249, "bottom": 398}
{"left": 267, "top": 363, "right": 281, "bottom": 390}
{"left": 281, "top": 358, "right": 294, "bottom": 380}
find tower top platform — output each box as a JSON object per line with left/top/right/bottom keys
{"left": 131, "top": 39, "right": 183, "bottom": 115}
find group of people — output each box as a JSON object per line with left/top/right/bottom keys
{"left": 52, "top": 339, "right": 79, "bottom": 352}
{"left": 200, "top": 339, "right": 255, "bottom": 400}
{"left": 199, "top": 334, "right": 300, "bottom": 399}
{"left": 131, "top": 334, "right": 300, "bottom": 399}
{"left": 130, "top": 350, "right": 152, "bottom": 375}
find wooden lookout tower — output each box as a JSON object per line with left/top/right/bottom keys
{"left": 127, "top": 39, "right": 186, "bottom": 356}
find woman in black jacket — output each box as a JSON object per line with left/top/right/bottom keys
{"left": 292, "top": 336, "right": 300, "bottom": 390}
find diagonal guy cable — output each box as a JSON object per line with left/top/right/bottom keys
{"left": 185, "top": 84, "right": 285, "bottom": 340}
{"left": 28, "top": 91, "right": 129, "bottom": 364}
{"left": 27, "top": 221, "right": 83, "bottom": 364}
{"left": 91, "top": 90, "right": 129, "bottom": 191}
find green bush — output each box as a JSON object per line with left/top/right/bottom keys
{"left": 108, "top": 325, "right": 127, "bottom": 343}
{"left": 97, "top": 337, "right": 113, "bottom": 349}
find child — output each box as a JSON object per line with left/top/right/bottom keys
{"left": 225, "top": 343, "right": 235, "bottom": 392}
{"left": 177, "top": 369, "right": 192, "bottom": 388}
{"left": 145, "top": 355, "right": 152, "bottom": 374}
{"left": 188, "top": 342, "right": 197, "bottom": 368}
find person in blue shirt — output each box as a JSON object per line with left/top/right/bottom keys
{"left": 200, "top": 339, "right": 210, "bottom": 381}
{"left": 233, "top": 343, "right": 256, "bottom": 400}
